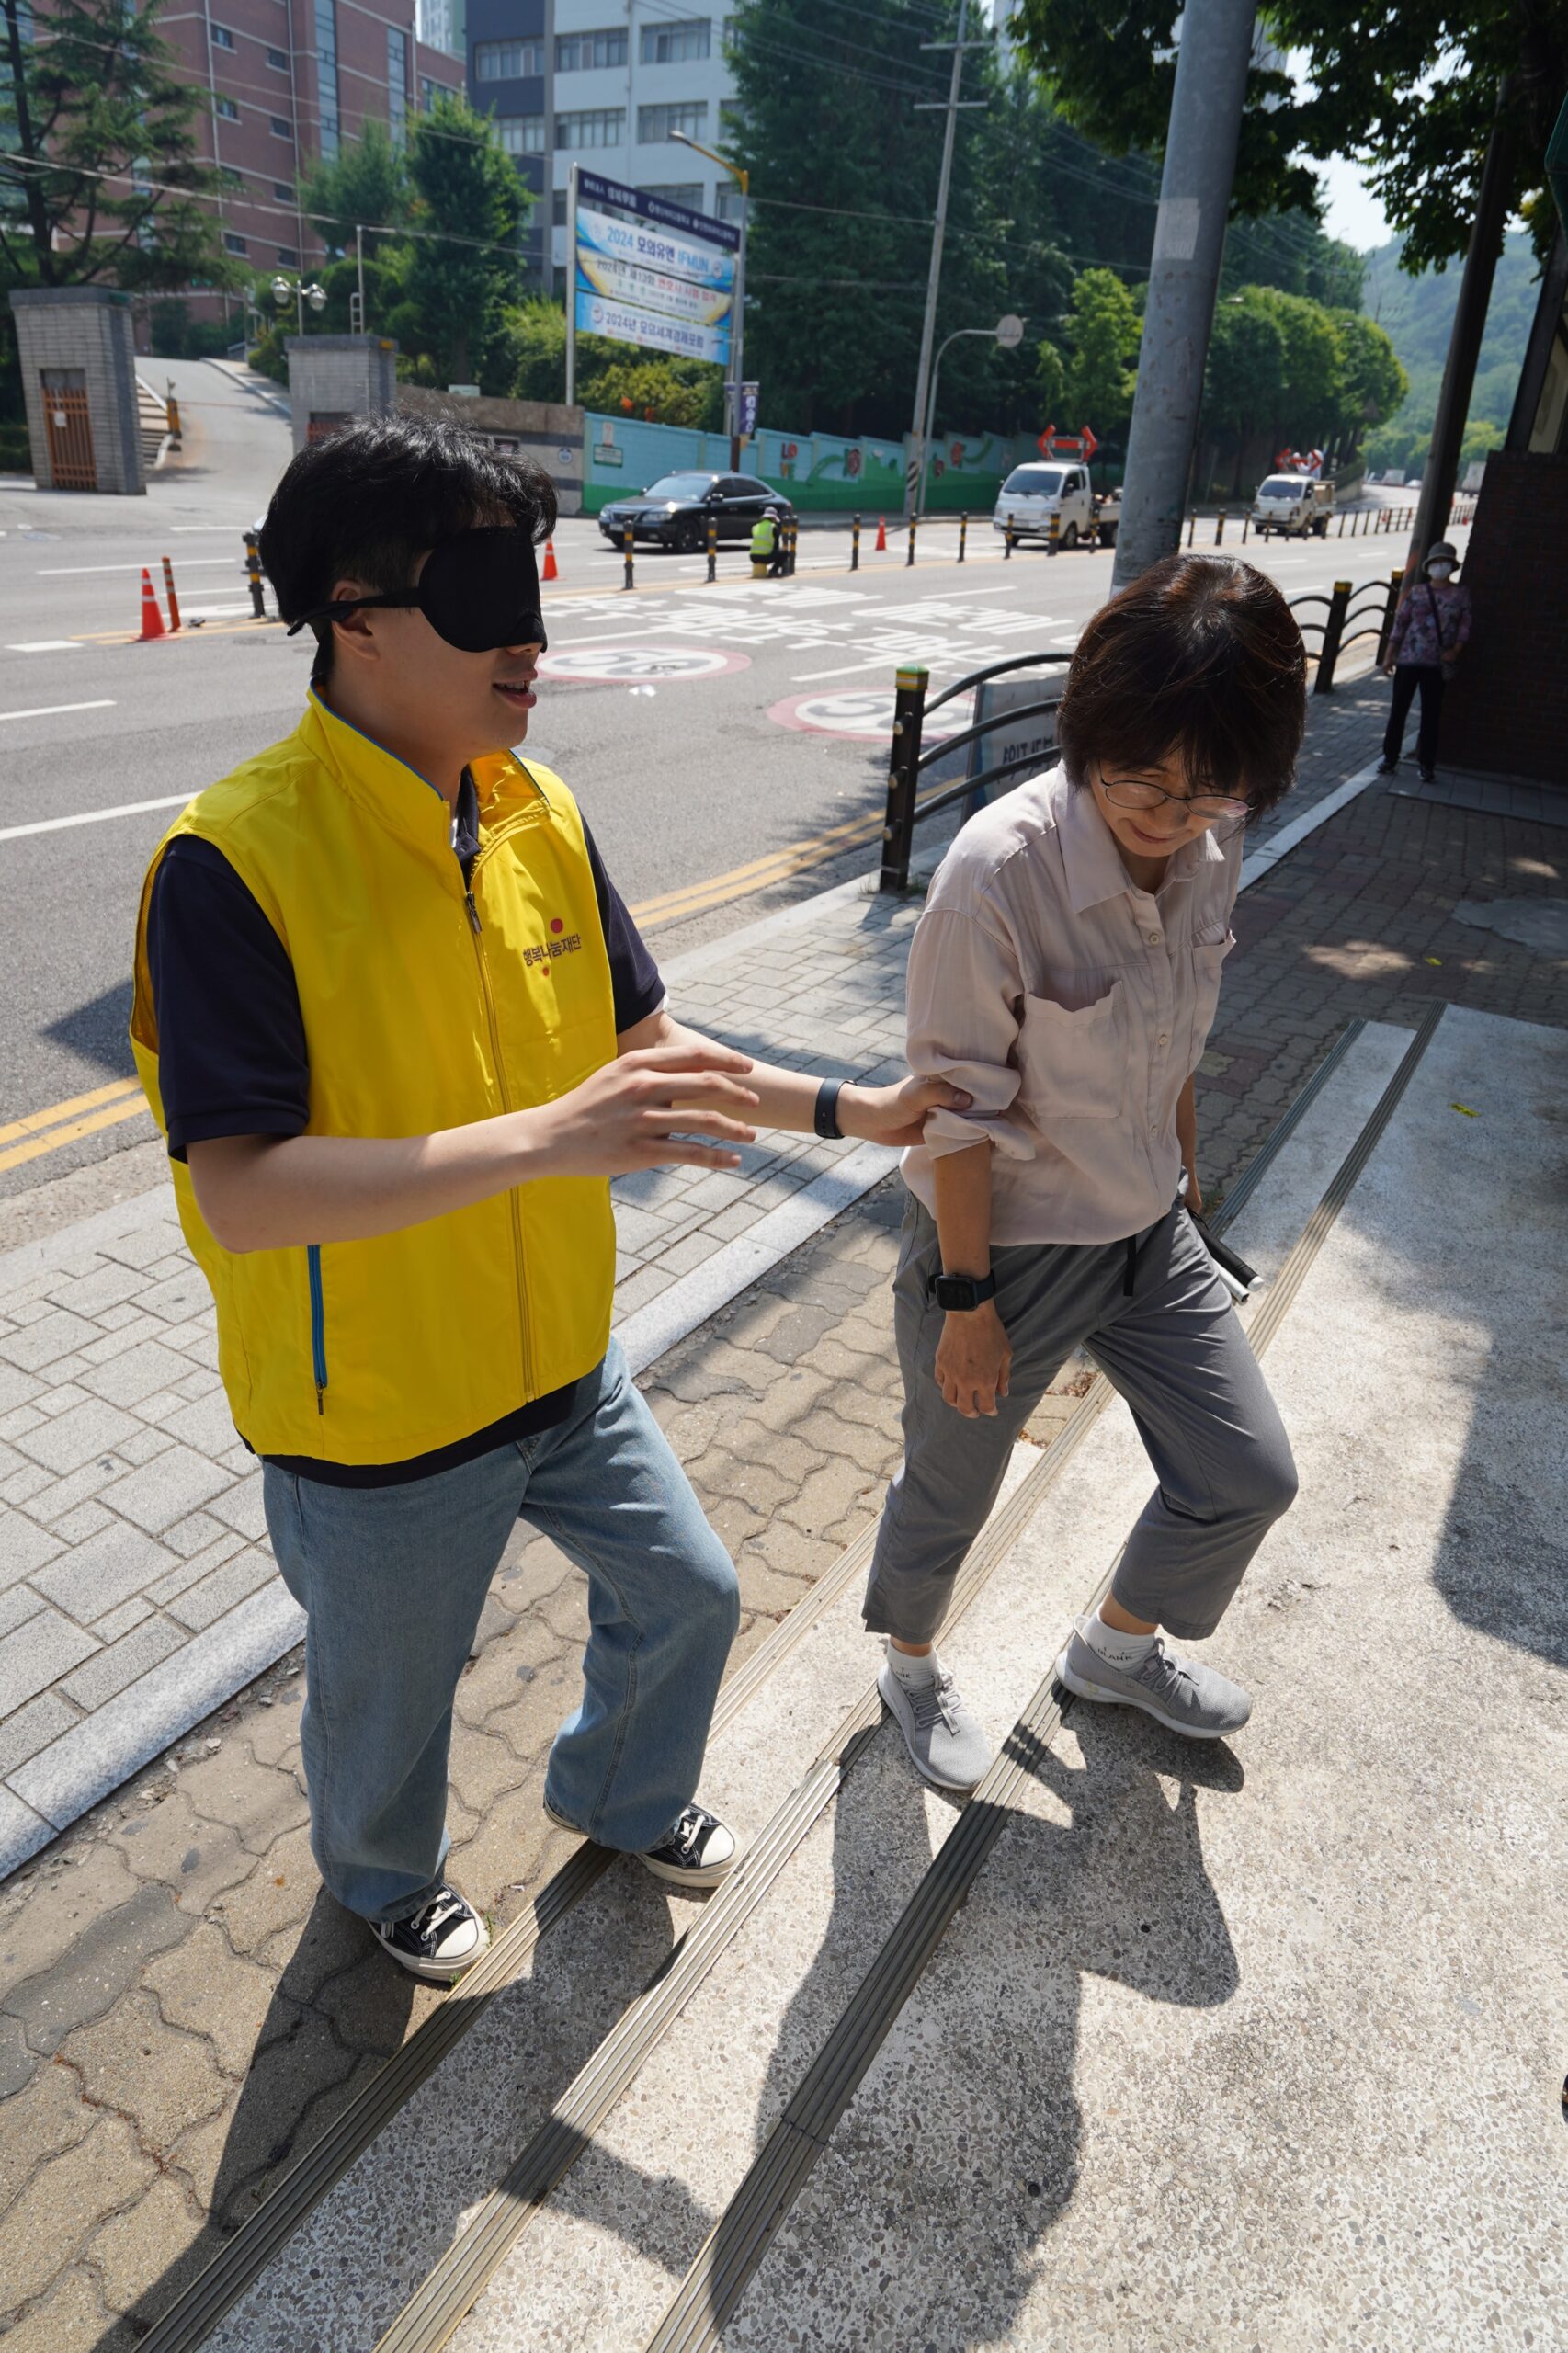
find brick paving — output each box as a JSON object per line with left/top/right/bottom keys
{"left": 2, "top": 672, "right": 1565, "bottom": 2347}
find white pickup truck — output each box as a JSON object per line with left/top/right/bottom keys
{"left": 992, "top": 460, "right": 1096, "bottom": 548}
{"left": 1251, "top": 473, "right": 1335, "bottom": 538}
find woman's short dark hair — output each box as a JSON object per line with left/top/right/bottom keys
{"left": 1057, "top": 553, "right": 1307, "bottom": 819}
{"left": 258, "top": 412, "right": 558, "bottom": 676}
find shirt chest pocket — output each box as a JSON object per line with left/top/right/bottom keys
{"left": 1016, "top": 981, "right": 1125, "bottom": 1123}
{"left": 1187, "top": 928, "right": 1236, "bottom": 1066}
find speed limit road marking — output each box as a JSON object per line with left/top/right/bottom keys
{"left": 539, "top": 643, "right": 750, "bottom": 684}
{"left": 767, "top": 688, "right": 975, "bottom": 740}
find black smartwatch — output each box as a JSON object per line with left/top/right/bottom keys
{"left": 813, "top": 1078, "right": 845, "bottom": 1140}
{"left": 931, "top": 1268, "right": 997, "bottom": 1313}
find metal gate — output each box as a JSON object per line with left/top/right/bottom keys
{"left": 40, "top": 369, "right": 97, "bottom": 491}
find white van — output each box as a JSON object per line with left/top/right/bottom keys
{"left": 993, "top": 461, "right": 1096, "bottom": 547}
{"left": 1251, "top": 473, "right": 1335, "bottom": 538}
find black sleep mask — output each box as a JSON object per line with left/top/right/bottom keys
{"left": 287, "top": 526, "right": 548, "bottom": 654}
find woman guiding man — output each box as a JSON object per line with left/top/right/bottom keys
{"left": 869, "top": 553, "right": 1306, "bottom": 1791}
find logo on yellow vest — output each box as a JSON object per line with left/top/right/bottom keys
{"left": 524, "top": 915, "right": 583, "bottom": 972}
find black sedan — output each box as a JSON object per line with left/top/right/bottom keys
{"left": 597, "top": 472, "right": 797, "bottom": 552}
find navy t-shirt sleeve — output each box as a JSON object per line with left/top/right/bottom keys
{"left": 145, "top": 836, "right": 310, "bottom": 1162}
{"left": 582, "top": 819, "right": 665, "bottom": 1032}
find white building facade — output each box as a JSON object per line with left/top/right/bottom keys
{"left": 469, "top": 3, "right": 741, "bottom": 291}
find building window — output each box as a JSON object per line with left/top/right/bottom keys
{"left": 419, "top": 74, "right": 438, "bottom": 111}
{"left": 555, "top": 27, "right": 626, "bottom": 71}
{"left": 278, "top": 245, "right": 299, "bottom": 265}
{"left": 715, "top": 186, "right": 744, "bottom": 225}
{"left": 270, "top": 115, "right": 291, "bottom": 137}
{"left": 215, "top": 93, "right": 240, "bottom": 120}
{"left": 642, "top": 181, "right": 702, "bottom": 210}
{"left": 475, "top": 38, "right": 542, "bottom": 79}
{"left": 218, "top": 165, "right": 243, "bottom": 189}
{"left": 223, "top": 231, "right": 248, "bottom": 254}
{"left": 641, "top": 17, "right": 709, "bottom": 64}
{"left": 315, "top": 0, "right": 340, "bottom": 157}
{"left": 274, "top": 180, "right": 294, "bottom": 200}
{"left": 210, "top": 20, "right": 235, "bottom": 47}
{"left": 266, "top": 45, "right": 288, "bottom": 69}
{"left": 494, "top": 115, "right": 547, "bottom": 153}
{"left": 552, "top": 188, "right": 568, "bottom": 226}
{"left": 556, "top": 108, "right": 625, "bottom": 150}
{"left": 638, "top": 101, "right": 706, "bottom": 143}
{"left": 387, "top": 26, "right": 407, "bottom": 145}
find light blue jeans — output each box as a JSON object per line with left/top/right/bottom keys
{"left": 263, "top": 1339, "right": 740, "bottom": 1925}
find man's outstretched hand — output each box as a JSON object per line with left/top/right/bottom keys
{"left": 537, "top": 1044, "right": 760, "bottom": 1176}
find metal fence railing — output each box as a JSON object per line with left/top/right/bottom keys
{"left": 1288, "top": 570, "right": 1405, "bottom": 694}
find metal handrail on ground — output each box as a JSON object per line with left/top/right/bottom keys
{"left": 1288, "top": 570, "right": 1405, "bottom": 692}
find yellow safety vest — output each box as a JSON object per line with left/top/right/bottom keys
{"left": 130, "top": 691, "right": 618, "bottom": 1465}
{"left": 750, "top": 515, "right": 777, "bottom": 558}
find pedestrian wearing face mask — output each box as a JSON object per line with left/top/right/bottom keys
{"left": 1377, "top": 540, "right": 1471, "bottom": 783}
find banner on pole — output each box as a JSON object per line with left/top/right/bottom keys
{"left": 574, "top": 169, "right": 738, "bottom": 369}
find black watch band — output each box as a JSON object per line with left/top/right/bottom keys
{"left": 932, "top": 1268, "right": 997, "bottom": 1313}
{"left": 813, "top": 1078, "right": 845, "bottom": 1140}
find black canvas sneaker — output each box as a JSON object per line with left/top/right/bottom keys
{"left": 543, "top": 1794, "right": 740, "bottom": 1890}
{"left": 369, "top": 1883, "right": 489, "bottom": 1982}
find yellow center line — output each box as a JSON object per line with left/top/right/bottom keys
{"left": 0, "top": 1075, "right": 142, "bottom": 1148}
{"left": 0, "top": 1095, "right": 150, "bottom": 1176}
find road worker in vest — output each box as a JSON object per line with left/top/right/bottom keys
{"left": 751, "top": 506, "right": 782, "bottom": 577}
{"left": 131, "top": 416, "right": 967, "bottom": 1981}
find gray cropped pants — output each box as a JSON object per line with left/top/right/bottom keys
{"left": 862, "top": 1194, "right": 1298, "bottom": 1647}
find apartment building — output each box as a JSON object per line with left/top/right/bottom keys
{"left": 155, "top": 0, "right": 463, "bottom": 305}
{"left": 465, "top": 1, "right": 739, "bottom": 290}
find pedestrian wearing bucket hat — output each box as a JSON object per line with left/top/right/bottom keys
{"left": 1378, "top": 540, "right": 1471, "bottom": 784}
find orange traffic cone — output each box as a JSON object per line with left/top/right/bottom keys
{"left": 874, "top": 516, "right": 887, "bottom": 552}
{"left": 542, "top": 539, "right": 559, "bottom": 583}
{"left": 138, "top": 566, "right": 165, "bottom": 642}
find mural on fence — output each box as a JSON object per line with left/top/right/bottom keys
{"left": 582, "top": 413, "right": 1032, "bottom": 515}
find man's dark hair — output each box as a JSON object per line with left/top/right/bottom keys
{"left": 1057, "top": 554, "right": 1306, "bottom": 819}
{"left": 258, "top": 413, "right": 558, "bottom": 676}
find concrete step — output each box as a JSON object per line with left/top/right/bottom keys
{"left": 643, "top": 1006, "right": 1567, "bottom": 2351}
{"left": 293, "top": 1024, "right": 1407, "bottom": 2353}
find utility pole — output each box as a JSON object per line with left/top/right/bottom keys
{"left": 1405, "top": 78, "right": 1517, "bottom": 580}
{"left": 1110, "top": 0, "right": 1257, "bottom": 588}
{"left": 906, "top": 0, "right": 986, "bottom": 521}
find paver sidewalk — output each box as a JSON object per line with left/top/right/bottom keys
{"left": 2, "top": 668, "right": 1566, "bottom": 2347}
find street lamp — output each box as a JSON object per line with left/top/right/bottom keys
{"left": 271, "top": 273, "right": 327, "bottom": 336}
{"left": 671, "top": 129, "right": 749, "bottom": 470}
{"left": 918, "top": 313, "right": 1024, "bottom": 517}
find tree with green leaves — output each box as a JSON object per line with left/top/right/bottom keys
{"left": 299, "top": 118, "right": 408, "bottom": 262}
{"left": 1051, "top": 266, "right": 1142, "bottom": 434}
{"left": 0, "top": 0, "right": 235, "bottom": 291}
{"left": 724, "top": 0, "right": 1074, "bottom": 439}
{"left": 390, "top": 96, "right": 531, "bottom": 389}
{"left": 1006, "top": 0, "right": 1568, "bottom": 273}
{"left": 1203, "top": 291, "right": 1289, "bottom": 492}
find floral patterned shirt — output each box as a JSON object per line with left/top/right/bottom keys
{"left": 1388, "top": 577, "right": 1471, "bottom": 667}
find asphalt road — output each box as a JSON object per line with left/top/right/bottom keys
{"left": 1, "top": 363, "right": 1442, "bottom": 1207}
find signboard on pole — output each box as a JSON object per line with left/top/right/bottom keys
{"left": 1037, "top": 424, "right": 1099, "bottom": 460}
{"left": 573, "top": 169, "right": 739, "bottom": 369}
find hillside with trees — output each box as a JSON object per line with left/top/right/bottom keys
{"left": 1359, "top": 232, "right": 1541, "bottom": 479}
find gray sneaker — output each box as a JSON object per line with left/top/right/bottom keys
{"left": 878, "top": 1653, "right": 994, "bottom": 1791}
{"left": 1054, "top": 1620, "right": 1252, "bottom": 1740}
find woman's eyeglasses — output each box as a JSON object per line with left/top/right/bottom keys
{"left": 1099, "top": 774, "right": 1252, "bottom": 829}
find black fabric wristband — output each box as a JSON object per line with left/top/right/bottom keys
{"left": 813, "top": 1078, "right": 845, "bottom": 1140}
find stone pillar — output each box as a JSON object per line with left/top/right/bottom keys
{"left": 285, "top": 335, "right": 399, "bottom": 454}
{"left": 7, "top": 287, "right": 146, "bottom": 495}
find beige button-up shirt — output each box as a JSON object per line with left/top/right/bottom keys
{"left": 902, "top": 766, "right": 1242, "bottom": 1245}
